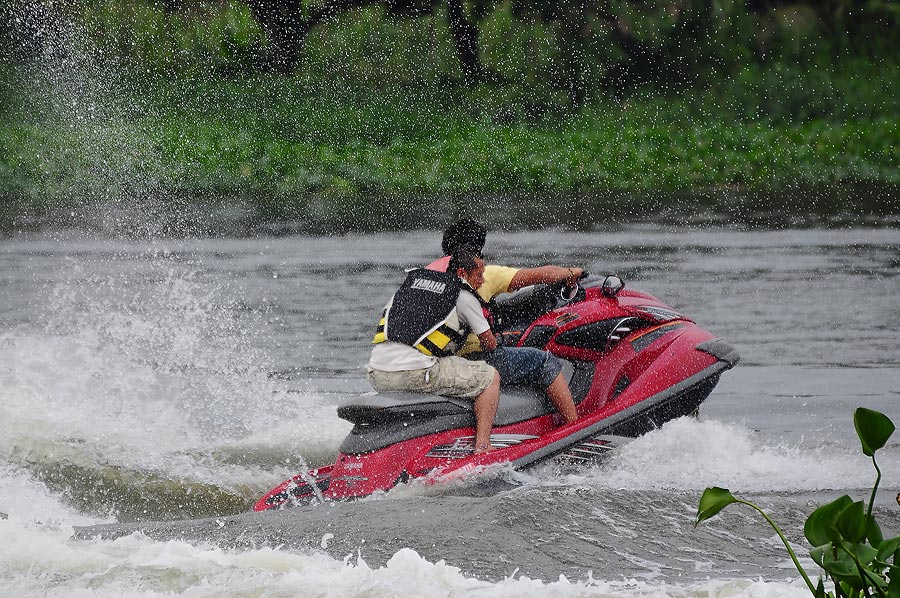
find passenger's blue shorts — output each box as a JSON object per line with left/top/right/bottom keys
{"left": 472, "top": 346, "right": 562, "bottom": 389}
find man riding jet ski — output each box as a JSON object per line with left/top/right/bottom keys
{"left": 366, "top": 248, "right": 502, "bottom": 454}
{"left": 426, "top": 219, "right": 582, "bottom": 424}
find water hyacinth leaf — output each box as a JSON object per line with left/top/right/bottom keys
{"left": 857, "top": 565, "right": 890, "bottom": 592}
{"left": 879, "top": 536, "right": 900, "bottom": 563}
{"left": 854, "top": 407, "right": 895, "bottom": 457}
{"left": 866, "top": 567, "right": 890, "bottom": 591}
{"left": 836, "top": 500, "right": 868, "bottom": 544}
{"left": 696, "top": 487, "right": 738, "bottom": 524}
{"left": 810, "top": 543, "right": 833, "bottom": 570}
{"left": 869, "top": 515, "right": 885, "bottom": 548}
{"left": 853, "top": 567, "right": 887, "bottom": 592}
{"left": 888, "top": 565, "right": 900, "bottom": 598}
{"left": 805, "top": 495, "right": 854, "bottom": 546}
{"left": 847, "top": 542, "right": 880, "bottom": 568}
{"left": 820, "top": 548, "right": 864, "bottom": 590}
{"left": 814, "top": 577, "right": 827, "bottom": 598}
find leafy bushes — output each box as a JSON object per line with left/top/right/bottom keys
{"left": 37, "top": 0, "right": 897, "bottom": 127}
{"left": 77, "top": 0, "right": 267, "bottom": 75}
{"left": 710, "top": 60, "right": 900, "bottom": 124}
{"left": 2, "top": 69, "right": 899, "bottom": 209}
{"left": 3, "top": 0, "right": 900, "bottom": 207}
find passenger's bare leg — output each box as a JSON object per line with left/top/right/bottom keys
{"left": 473, "top": 372, "right": 501, "bottom": 454}
{"left": 546, "top": 373, "right": 578, "bottom": 424}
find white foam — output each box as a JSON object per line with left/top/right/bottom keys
{"left": 0, "top": 257, "right": 350, "bottom": 494}
{"left": 525, "top": 417, "right": 890, "bottom": 494}
{"left": 0, "top": 463, "right": 107, "bottom": 527}
{"left": 0, "top": 522, "right": 811, "bottom": 598}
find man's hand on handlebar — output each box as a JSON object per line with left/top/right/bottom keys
{"left": 564, "top": 267, "right": 585, "bottom": 286}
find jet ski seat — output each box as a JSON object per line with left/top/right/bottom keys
{"left": 341, "top": 358, "right": 590, "bottom": 425}
{"left": 337, "top": 388, "right": 550, "bottom": 455}
{"left": 337, "top": 359, "right": 594, "bottom": 454}
{"left": 339, "top": 386, "right": 551, "bottom": 428}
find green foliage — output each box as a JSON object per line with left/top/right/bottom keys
{"left": 3, "top": 1, "right": 899, "bottom": 222}
{"left": 0, "top": 0, "right": 888, "bottom": 127}
{"left": 706, "top": 58, "right": 900, "bottom": 124}
{"left": 855, "top": 408, "right": 896, "bottom": 457}
{"left": 77, "top": 0, "right": 266, "bottom": 75}
{"left": 696, "top": 408, "right": 898, "bottom": 598}
{"left": 301, "top": 5, "right": 452, "bottom": 85}
{"left": 696, "top": 486, "right": 738, "bottom": 522}
{"left": 1, "top": 69, "right": 899, "bottom": 207}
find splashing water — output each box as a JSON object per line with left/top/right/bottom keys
{"left": 519, "top": 417, "right": 890, "bottom": 495}
{"left": 1, "top": 245, "right": 349, "bottom": 521}
{"left": 2, "top": 0, "right": 180, "bottom": 236}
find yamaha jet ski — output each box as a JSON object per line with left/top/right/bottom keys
{"left": 253, "top": 274, "right": 739, "bottom": 511}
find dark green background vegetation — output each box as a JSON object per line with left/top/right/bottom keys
{"left": 1, "top": 0, "right": 898, "bottom": 224}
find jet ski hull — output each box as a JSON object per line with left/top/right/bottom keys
{"left": 254, "top": 278, "right": 739, "bottom": 511}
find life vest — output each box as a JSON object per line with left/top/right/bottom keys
{"left": 372, "top": 268, "right": 470, "bottom": 357}
{"left": 425, "top": 256, "right": 451, "bottom": 272}
{"left": 425, "top": 255, "right": 500, "bottom": 331}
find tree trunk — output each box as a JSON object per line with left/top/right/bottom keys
{"left": 246, "top": 0, "right": 375, "bottom": 74}
{"left": 244, "top": 0, "right": 306, "bottom": 73}
{"left": 445, "top": 0, "right": 483, "bottom": 82}
{"left": 557, "top": 0, "right": 589, "bottom": 108}
{"left": 599, "top": 0, "right": 714, "bottom": 92}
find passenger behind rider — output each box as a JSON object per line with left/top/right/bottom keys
{"left": 367, "top": 248, "right": 502, "bottom": 454}
{"left": 427, "top": 218, "right": 582, "bottom": 425}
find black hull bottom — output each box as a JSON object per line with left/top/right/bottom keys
{"left": 601, "top": 373, "right": 721, "bottom": 438}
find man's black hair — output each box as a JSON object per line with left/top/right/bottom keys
{"left": 448, "top": 246, "right": 482, "bottom": 274}
{"left": 442, "top": 218, "right": 486, "bottom": 256}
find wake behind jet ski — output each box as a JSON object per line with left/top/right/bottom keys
{"left": 254, "top": 274, "right": 739, "bottom": 511}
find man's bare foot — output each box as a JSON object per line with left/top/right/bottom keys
{"left": 474, "top": 444, "right": 495, "bottom": 455}
{"left": 556, "top": 414, "right": 578, "bottom": 426}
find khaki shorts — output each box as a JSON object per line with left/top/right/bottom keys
{"left": 367, "top": 356, "right": 496, "bottom": 399}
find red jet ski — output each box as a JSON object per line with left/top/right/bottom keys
{"left": 254, "top": 274, "right": 739, "bottom": 511}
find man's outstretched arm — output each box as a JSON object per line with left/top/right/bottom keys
{"left": 508, "top": 266, "right": 584, "bottom": 291}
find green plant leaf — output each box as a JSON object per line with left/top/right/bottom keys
{"left": 810, "top": 543, "right": 869, "bottom": 587}
{"left": 822, "top": 550, "right": 863, "bottom": 589}
{"left": 869, "top": 516, "right": 885, "bottom": 548}
{"left": 887, "top": 565, "right": 900, "bottom": 598}
{"left": 806, "top": 495, "right": 854, "bottom": 546}
{"left": 821, "top": 548, "right": 863, "bottom": 589}
{"left": 855, "top": 563, "right": 889, "bottom": 591}
{"left": 811, "top": 543, "right": 833, "bottom": 569}
{"left": 847, "top": 542, "right": 880, "bottom": 568}
{"left": 695, "top": 487, "right": 738, "bottom": 525}
{"left": 837, "top": 501, "right": 868, "bottom": 544}
{"left": 879, "top": 536, "right": 900, "bottom": 563}
{"left": 854, "top": 408, "right": 895, "bottom": 457}
{"left": 813, "top": 577, "right": 830, "bottom": 598}
{"left": 821, "top": 543, "right": 890, "bottom": 593}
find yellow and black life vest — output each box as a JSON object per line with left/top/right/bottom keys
{"left": 372, "top": 268, "right": 469, "bottom": 357}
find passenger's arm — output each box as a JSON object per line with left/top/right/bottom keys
{"left": 508, "top": 266, "right": 584, "bottom": 291}
{"left": 477, "top": 330, "right": 498, "bottom": 352}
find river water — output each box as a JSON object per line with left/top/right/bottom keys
{"left": 2, "top": 222, "right": 898, "bottom": 597}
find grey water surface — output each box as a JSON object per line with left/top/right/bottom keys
{"left": 4, "top": 224, "right": 899, "bottom": 583}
